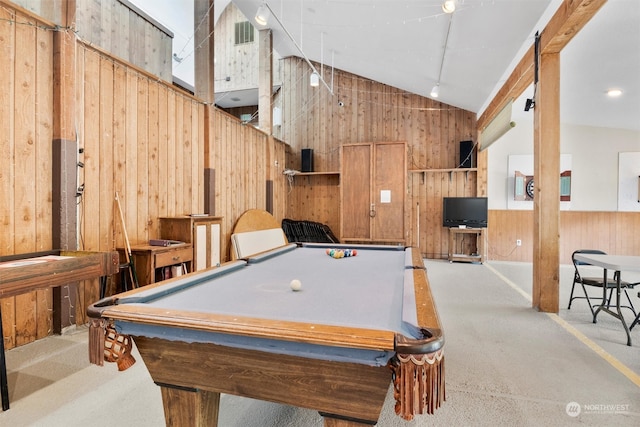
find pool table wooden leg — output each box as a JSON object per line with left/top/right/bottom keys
{"left": 323, "top": 415, "right": 375, "bottom": 426}
{"left": 158, "top": 384, "right": 220, "bottom": 427}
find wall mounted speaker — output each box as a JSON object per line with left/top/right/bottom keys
{"left": 459, "top": 140, "right": 473, "bottom": 168}
{"left": 301, "top": 149, "right": 314, "bottom": 172}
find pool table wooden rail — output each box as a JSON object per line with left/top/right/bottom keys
{"left": 92, "top": 303, "right": 398, "bottom": 351}
{"left": 88, "top": 262, "right": 443, "bottom": 355}
{"left": 397, "top": 267, "right": 444, "bottom": 354}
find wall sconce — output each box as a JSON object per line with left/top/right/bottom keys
{"left": 310, "top": 72, "right": 320, "bottom": 87}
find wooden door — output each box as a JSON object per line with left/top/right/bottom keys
{"left": 341, "top": 144, "right": 372, "bottom": 240}
{"left": 341, "top": 142, "right": 406, "bottom": 243}
{"left": 372, "top": 142, "right": 405, "bottom": 241}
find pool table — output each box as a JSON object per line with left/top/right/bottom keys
{"left": 88, "top": 243, "right": 445, "bottom": 426}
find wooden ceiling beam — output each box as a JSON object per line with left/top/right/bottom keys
{"left": 477, "top": 0, "right": 607, "bottom": 131}
{"left": 541, "top": 0, "right": 608, "bottom": 54}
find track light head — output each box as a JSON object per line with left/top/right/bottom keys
{"left": 430, "top": 84, "right": 440, "bottom": 98}
{"left": 310, "top": 72, "right": 320, "bottom": 87}
{"left": 442, "top": 0, "right": 456, "bottom": 14}
{"left": 255, "top": 4, "right": 270, "bottom": 26}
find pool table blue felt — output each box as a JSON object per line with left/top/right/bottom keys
{"left": 95, "top": 244, "right": 436, "bottom": 366}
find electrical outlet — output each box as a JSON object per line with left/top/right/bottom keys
{"left": 516, "top": 239, "right": 522, "bottom": 246}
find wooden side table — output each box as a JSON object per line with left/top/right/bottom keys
{"left": 448, "top": 227, "right": 486, "bottom": 263}
{"left": 119, "top": 243, "right": 193, "bottom": 287}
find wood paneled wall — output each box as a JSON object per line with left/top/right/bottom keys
{"left": 210, "top": 108, "right": 287, "bottom": 260}
{"left": 274, "top": 57, "right": 478, "bottom": 254}
{"left": 0, "top": 4, "right": 55, "bottom": 348}
{"left": 11, "top": 0, "right": 173, "bottom": 81}
{"left": 1, "top": 2, "right": 286, "bottom": 350}
{"left": 410, "top": 171, "right": 479, "bottom": 259}
{"left": 489, "top": 210, "right": 640, "bottom": 264}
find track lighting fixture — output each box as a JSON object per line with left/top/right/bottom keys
{"left": 430, "top": 8, "right": 454, "bottom": 100}
{"left": 430, "top": 84, "right": 440, "bottom": 98}
{"left": 254, "top": 2, "right": 333, "bottom": 93}
{"left": 255, "top": 3, "right": 270, "bottom": 26}
{"left": 310, "top": 72, "right": 320, "bottom": 87}
{"left": 442, "top": 0, "right": 456, "bottom": 14}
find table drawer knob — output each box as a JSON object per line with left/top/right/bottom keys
{"left": 172, "top": 256, "right": 180, "bottom": 261}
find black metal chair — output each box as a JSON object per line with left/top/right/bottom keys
{"left": 630, "top": 291, "right": 640, "bottom": 331}
{"left": 567, "top": 249, "right": 637, "bottom": 317}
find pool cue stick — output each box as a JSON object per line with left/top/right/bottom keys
{"left": 115, "top": 192, "right": 139, "bottom": 289}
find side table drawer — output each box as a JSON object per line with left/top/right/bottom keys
{"left": 155, "top": 247, "right": 193, "bottom": 268}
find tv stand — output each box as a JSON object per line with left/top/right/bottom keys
{"left": 448, "top": 227, "right": 486, "bottom": 263}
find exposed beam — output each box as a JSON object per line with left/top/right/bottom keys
{"left": 477, "top": 0, "right": 607, "bottom": 131}
{"left": 541, "top": 0, "right": 608, "bottom": 54}
{"left": 477, "top": 49, "right": 533, "bottom": 132}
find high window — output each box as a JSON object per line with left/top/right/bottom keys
{"left": 235, "top": 21, "right": 254, "bottom": 45}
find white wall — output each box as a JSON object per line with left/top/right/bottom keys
{"left": 488, "top": 117, "right": 640, "bottom": 211}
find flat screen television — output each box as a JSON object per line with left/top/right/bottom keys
{"left": 442, "top": 197, "right": 488, "bottom": 228}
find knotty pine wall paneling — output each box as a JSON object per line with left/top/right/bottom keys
{"left": 488, "top": 210, "right": 640, "bottom": 264}
{"left": 210, "top": 108, "right": 287, "bottom": 262}
{"left": 73, "top": 42, "right": 207, "bottom": 325}
{"left": 0, "top": 5, "right": 55, "bottom": 349}
{"left": 10, "top": 0, "right": 173, "bottom": 81}
{"left": 274, "top": 57, "right": 478, "bottom": 256}
{"left": 1, "top": 3, "right": 287, "bottom": 351}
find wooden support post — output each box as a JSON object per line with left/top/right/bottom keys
{"left": 195, "top": 1, "right": 215, "bottom": 216}
{"left": 52, "top": 1, "right": 78, "bottom": 332}
{"left": 532, "top": 52, "right": 560, "bottom": 313}
{"left": 258, "top": 29, "right": 273, "bottom": 133}
{"left": 194, "top": 0, "right": 215, "bottom": 104}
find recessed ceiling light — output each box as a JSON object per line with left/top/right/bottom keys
{"left": 607, "top": 89, "right": 622, "bottom": 97}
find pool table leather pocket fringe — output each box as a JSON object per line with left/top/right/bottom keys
{"left": 390, "top": 349, "right": 445, "bottom": 420}
{"left": 89, "top": 319, "right": 136, "bottom": 371}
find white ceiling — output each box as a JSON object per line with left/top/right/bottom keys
{"left": 221, "top": 0, "right": 639, "bottom": 132}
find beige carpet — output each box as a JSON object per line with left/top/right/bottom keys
{"left": 1, "top": 260, "right": 638, "bottom": 426}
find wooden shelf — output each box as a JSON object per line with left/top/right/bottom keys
{"left": 119, "top": 243, "right": 193, "bottom": 287}
{"left": 448, "top": 227, "right": 486, "bottom": 264}
{"left": 411, "top": 168, "right": 477, "bottom": 183}
{"left": 409, "top": 168, "right": 477, "bottom": 173}
{"left": 285, "top": 171, "right": 340, "bottom": 185}
{"left": 289, "top": 171, "right": 340, "bottom": 176}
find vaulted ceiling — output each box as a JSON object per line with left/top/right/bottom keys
{"left": 221, "top": 0, "right": 638, "bottom": 132}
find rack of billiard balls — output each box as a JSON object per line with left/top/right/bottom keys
{"left": 325, "top": 248, "right": 357, "bottom": 259}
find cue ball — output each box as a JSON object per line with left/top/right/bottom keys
{"left": 290, "top": 279, "right": 302, "bottom": 291}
